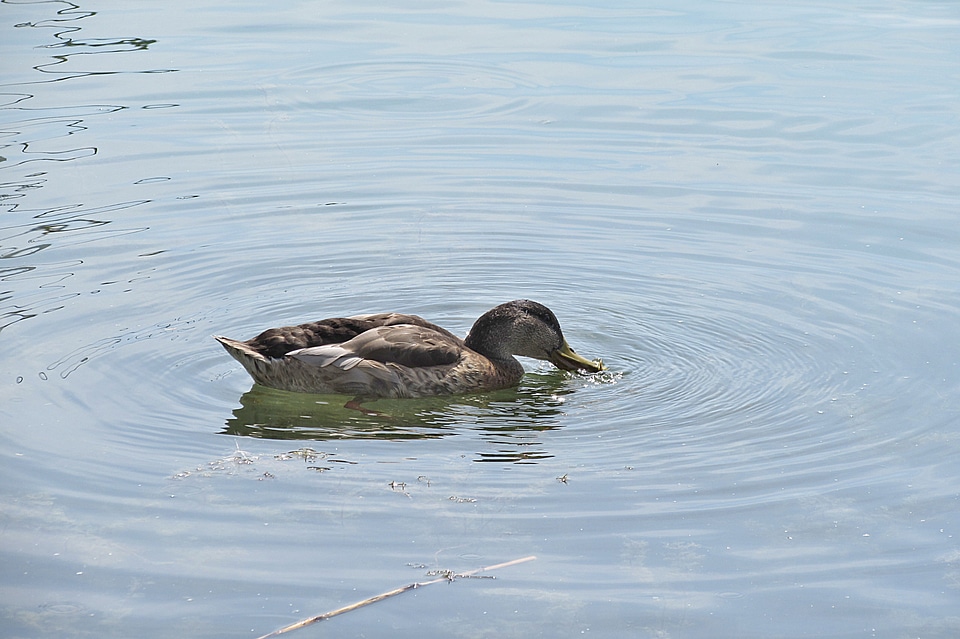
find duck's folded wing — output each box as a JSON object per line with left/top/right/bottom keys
{"left": 289, "top": 324, "right": 462, "bottom": 369}
{"left": 287, "top": 344, "right": 364, "bottom": 370}
{"left": 247, "top": 313, "right": 457, "bottom": 359}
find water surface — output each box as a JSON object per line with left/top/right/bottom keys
{"left": 2, "top": 1, "right": 959, "bottom": 637}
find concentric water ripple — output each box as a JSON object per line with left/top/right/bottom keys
{"left": 4, "top": 2, "right": 959, "bottom": 637}
{"left": 280, "top": 58, "right": 540, "bottom": 122}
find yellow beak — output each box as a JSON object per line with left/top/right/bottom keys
{"left": 549, "top": 339, "right": 605, "bottom": 373}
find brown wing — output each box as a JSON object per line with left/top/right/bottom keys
{"left": 244, "top": 312, "right": 457, "bottom": 359}
{"left": 290, "top": 324, "right": 463, "bottom": 370}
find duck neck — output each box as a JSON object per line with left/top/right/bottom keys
{"left": 493, "top": 353, "right": 524, "bottom": 381}
{"left": 464, "top": 333, "right": 524, "bottom": 378}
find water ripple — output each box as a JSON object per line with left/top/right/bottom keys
{"left": 2, "top": 2, "right": 958, "bottom": 637}
{"left": 279, "top": 58, "right": 539, "bottom": 122}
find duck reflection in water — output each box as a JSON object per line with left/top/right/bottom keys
{"left": 221, "top": 374, "right": 579, "bottom": 463}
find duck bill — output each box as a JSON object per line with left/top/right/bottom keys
{"left": 549, "top": 340, "right": 605, "bottom": 373}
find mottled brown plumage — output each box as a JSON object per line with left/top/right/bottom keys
{"left": 215, "top": 300, "right": 604, "bottom": 406}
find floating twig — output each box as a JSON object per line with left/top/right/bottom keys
{"left": 254, "top": 555, "right": 537, "bottom": 639}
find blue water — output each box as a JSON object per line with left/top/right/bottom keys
{"left": 2, "top": 1, "right": 959, "bottom": 637}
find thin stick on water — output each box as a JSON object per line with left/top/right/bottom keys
{"left": 254, "top": 555, "right": 537, "bottom": 639}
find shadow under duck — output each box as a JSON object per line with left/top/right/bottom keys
{"left": 215, "top": 300, "right": 604, "bottom": 409}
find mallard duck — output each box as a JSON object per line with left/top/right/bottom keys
{"left": 215, "top": 300, "right": 604, "bottom": 409}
